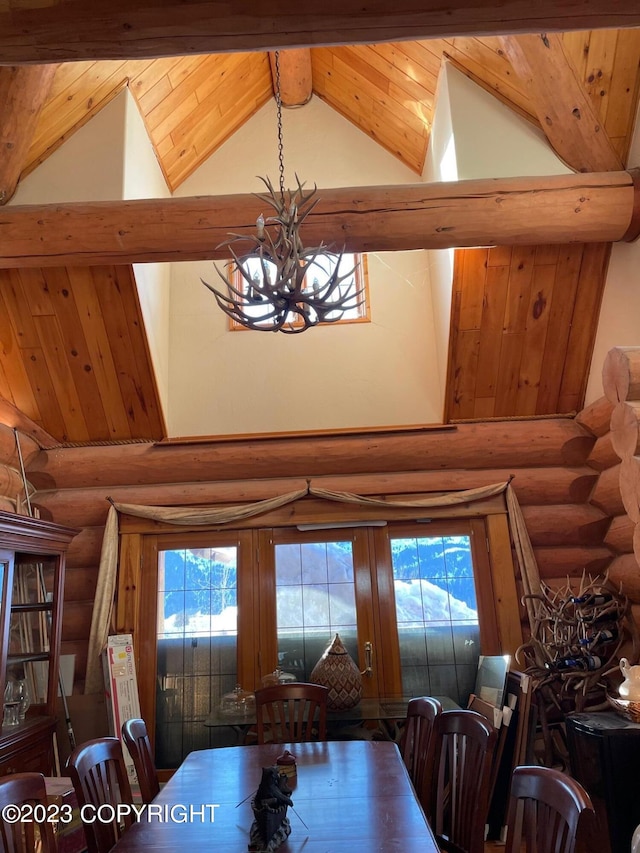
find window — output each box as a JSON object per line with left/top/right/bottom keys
{"left": 390, "top": 532, "right": 480, "bottom": 701}
{"left": 275, "top": 537, "right": 360, "bottom": 681}
{"left": 228, "top": 253, "right": 369, "bottom": 330}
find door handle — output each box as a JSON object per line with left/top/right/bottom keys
{"left": 361, "top": 641, "right": 373, "bottom": 677}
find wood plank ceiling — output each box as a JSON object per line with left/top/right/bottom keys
{"left": 2, "top": 30, "right": 640, "bottom": 445}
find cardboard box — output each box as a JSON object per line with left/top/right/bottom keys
{"left": 102, "top": 634, "right": 141, "bottom": 785}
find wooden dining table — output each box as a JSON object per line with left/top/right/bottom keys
{"left": 110, "top": 739, "right": 439, "bottom": 852}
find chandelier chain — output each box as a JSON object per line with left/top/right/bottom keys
{"left": 274, "top": 50, "right": 285, "bottom": 201}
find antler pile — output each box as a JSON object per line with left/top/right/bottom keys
{"left": 202, "top": 176, "right": 364, "bottom": 333}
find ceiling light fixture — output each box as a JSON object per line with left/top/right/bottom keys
{"left": 202, "top": 50, "right": 364, "bottom": 334}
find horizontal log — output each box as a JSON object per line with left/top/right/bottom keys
{"left": 64, "top": 566, "right": 99, "bottom": 603}
{"left": 608, "top": 552, "right": 640, "bottom": 604}
{"left": 534, "top": 546, "right": 613, "bottom": 580}
{"left": 520, "top": 503, "right": 611, "bottom": 547}
{"left": 611, "top": 401, "right": 640, "bottom": 460}
{"left": 0, "top": 465, "right": 26, "bottom": 501}
{"left": 26, "top": 418, "right": 595, "bottom": 489}
{"left": 605, "top": 514, "right": 635, "bottom": 554}
{"left": 0, "top": 422, "right": 41, "bottom": 468}
{"left": 65, "top": 526, "right": 103, "bottom": 569}
{"left": 0, "top": 1, "right": 638, "bottom": 64}
{"left": 590, "top": 463, "right": 624, "bottom": 516}
{"left": 586, "top": 432, "right": 620, "bottom": 471}
{"left": 61, "top": 600, "right": 93, "bottom": 642}
{"left": 1, "top": 172, "right": 637, "bottom": 267}
{"left": 575, "top": 396, "right": 615, "bottom": 438}
{"left": 32, "top": 465, "right": 599, "bottom": 527}
{"left": 620, "top": 457, "right": 640, "bottom": 523}
{"left": 603, "top": 347, "right": 640, "bottom": 404}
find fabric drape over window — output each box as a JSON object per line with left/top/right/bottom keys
{"left": 84, "top": 481, "right": 541, "bottom": 694}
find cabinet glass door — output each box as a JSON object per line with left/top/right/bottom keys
{"left": 7, "top": 555, "right": 56, "bottom": 712}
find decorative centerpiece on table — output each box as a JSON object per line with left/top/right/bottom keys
{"left": 310, "top": 633, "right": 363, "bottom": 711}
{"left": 248, "top": 766, "right": 293, "bottom": 853}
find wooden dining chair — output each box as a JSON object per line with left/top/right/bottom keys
{"left": 504, "top": 765, "right": 595, "bottom": 853}
{"left": 0, "top": 772, "right": 58, "bottom": 853}
{"left": 429, "top": 708, "right": 497, "bottom": 853}
{"left": 254, "top": 682, "right": 329, "bottom": 744}
{"left": 121, "top": 717, "right": 160, "bottom": 803}
{"left": 66, "top": 736, "right": 135, "bottom": 853}
{"left": 399, "top": 696, "right": 442, "bottom": 819}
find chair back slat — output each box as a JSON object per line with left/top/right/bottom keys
{"left": 505, "top": 765, "right": 595, "bottom": 853}
{"left": 399, "top": 696, "right": 442, "bottom": 819}
{"left": 66, "top": 736, "right": 134, "bottom": 853}
{"left": 122, "top": 717, "right": 160, "bottom": 803}
{"left": 430, "top": 709, "right": 497, "bottom": 853}
{"left": 255, "top": 683, "right": 328, "bottom": 744}
{"left": 0, "top": 772, "right": 58, "bottom": 853}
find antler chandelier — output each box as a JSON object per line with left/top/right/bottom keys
{"left": 202, "top": 51, "right": 363, "bottom": 334}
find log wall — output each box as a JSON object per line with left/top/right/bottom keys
{"left": 601, "top": 347, "right": 640, "bottom": 629}
{"left": 24, "top": 415, "right": 614, "bottom": 692}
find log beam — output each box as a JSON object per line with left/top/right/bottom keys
{"left": 26, "top": 417, "right": 594, "bottom": 490}
{"left": 268, "top": 49, "right": 313, "bottom": 107}
{"left": 575, "top": 395, "right": 615, "bottom": 437}
{"left": 0, "top": 2, "right": 639, "bottom": 65}
{"left": 1, "top": 171, "right": 638, "bottom": 267}
{"left": 0, "top": 65, "right": 57, "bottom": 204}
{"left": 499, "top": 33, "right": 622, "bottom": 172}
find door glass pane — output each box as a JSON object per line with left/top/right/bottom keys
{"left": 275, "top": 541, "right": 358, "bottom": 680}
{"left": 391, "top": 534, "right": 479, "bottom": 705}
{"left": 156, "top": 545, "right": 238, "bottom": 768}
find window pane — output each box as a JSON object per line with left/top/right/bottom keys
{"left": 391, "top": 535, "right": 480, "bottom": 705}
{"left": 156, "top": 546, "right": 238, "bottom": 768}
{"left": 229, "top": 253, "right": 367, "bottom": 330}
{"left": 275, "top": 541, "right": 358, "bottom": 681}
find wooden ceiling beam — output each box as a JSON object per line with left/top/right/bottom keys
{"left": 0, "top": 2, "right": 639, "bottom": 64}
{"left": 268, "top": 49, "right": 313, "bottom": 107}
{"left": 499, "top": 33, "right": 623, "bottom": 172}
{"left": 0, "top": 171, "right": 638, "bottom": 267}
{"left": 0, "top": 65, "right": 57, "bottom": 204}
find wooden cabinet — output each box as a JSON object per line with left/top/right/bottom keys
{"left": 566, "top": 711, "right": 640, "bottom": 853}
{"left": 0, "top": 512, "right": 77, "bottom": 776}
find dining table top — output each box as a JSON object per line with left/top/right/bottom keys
{"left": 110, "top": 739, "right": 439, "bottom": 852}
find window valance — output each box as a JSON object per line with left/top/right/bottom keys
{"left": 84, "top": 480, "right": 540, "bottom": 693}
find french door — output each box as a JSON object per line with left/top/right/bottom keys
{"left": 141, "top": 517, "right": 503, "bottom": 768}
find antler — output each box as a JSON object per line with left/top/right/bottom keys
{"left": 203, "top": 176, "right": 363, "bottom": 333}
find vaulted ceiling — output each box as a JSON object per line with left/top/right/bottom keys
{"left": 1, "top": 22, "right": 640, "bottom": 447}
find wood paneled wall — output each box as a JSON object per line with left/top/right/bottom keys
{"left": 0, "top": 266, "right": 165, "bottom": 443}
{"left": 445, "top": 243, "right": 610, "bottom": 421}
